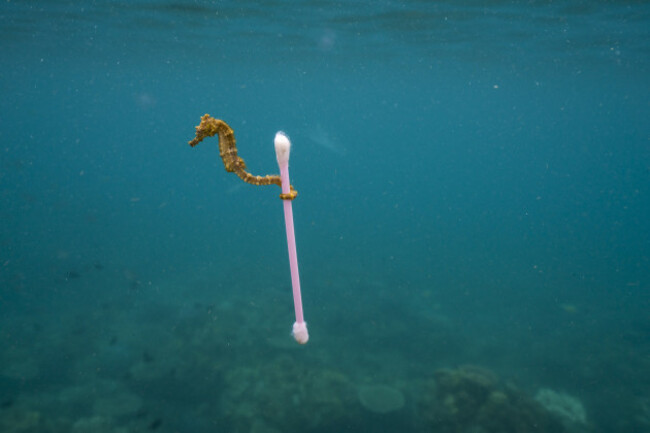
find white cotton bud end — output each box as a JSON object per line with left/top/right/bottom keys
{"left": 275, "top": 131, "right": 291, "bottom": 166}
{"left": 292, "top": 321, "right": 309, "bottom": 344}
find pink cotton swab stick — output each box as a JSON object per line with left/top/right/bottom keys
{"left": 274, "top": 132, "right": 309, "bottom": 344}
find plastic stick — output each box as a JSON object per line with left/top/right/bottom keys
{"left": 275, "top": 132, "right": 309, "bottom": 344}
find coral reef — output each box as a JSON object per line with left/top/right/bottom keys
{"left": 420, "top": 365, "right": 567, "bottom": 433}
{"left": 0, "top": 407, "right": 42, "bottom": 433}
{"left": 358, "top": 384, "right": 405, "bottom": 414}
{"left": 535, "top": 388, "right": 587, "bottom": 427}
{"left": 221, "top": 354, "right": 357, "bottom": 432}
{"left": 0, "top": 406, "right": 66, "bottom": 433}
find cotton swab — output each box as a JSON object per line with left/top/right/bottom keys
{"left": 274, "top": 132, "right": 309, "bottom": 344}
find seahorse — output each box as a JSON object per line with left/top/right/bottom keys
{"left": 188, "top": 114, "right": 296, "bottom": 199}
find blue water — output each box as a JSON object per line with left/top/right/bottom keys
{"left": 1, "top": 1, "right": 649, "bottom": 432}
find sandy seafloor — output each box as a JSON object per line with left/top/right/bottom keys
{"left": 1, "top": 1, "right": 649, "bottom": 432}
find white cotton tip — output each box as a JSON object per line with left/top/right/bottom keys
{"left": 275, "top": 131, "right": 291, "bottom": 166}
{"left": 292, "top": 321, "right": 309, "bottom": 344}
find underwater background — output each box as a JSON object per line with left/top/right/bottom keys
{"left": 1, "top": 1, "right": 649, "bottom": 432}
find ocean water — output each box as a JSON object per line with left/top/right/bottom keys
{"left": 1, "top": 1, "right": 649, "bottom": 432}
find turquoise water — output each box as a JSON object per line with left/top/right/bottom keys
{"left": 1, "top": 1, "right": 649, "bottom": 432}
